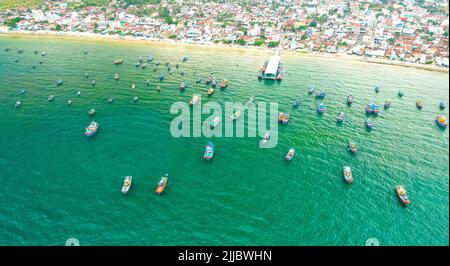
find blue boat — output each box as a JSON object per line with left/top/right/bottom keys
{"left": 203, "top": 142, "right": 214, "bottom": 160}
{"left": 159, "top": 73, "right": 164, "bottom": 81}
{"left": 315, "top": 90, "right": 326, "bottom": 99}
{"left": 317, "top": 103, "right": 326, "bottom": 113}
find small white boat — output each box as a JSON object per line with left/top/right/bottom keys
{"left": 210, "top": 116, "right": 221, "bottom": 128}
{"left": 230, "top": 110, "right": 241, "bottom": 120}
{"left": 343, "top": 166, "right": 353, "bottom": 184}
{"left": 67, "top": 100, "right": 72, "bottom": 105}
{"left": 76, "top": 91, "right": 81, "bottom": 96}
{"left": 131, "top": 84, "right": 136, "bottom": 89}
{"left": 88, "top": 108, "right": 96, "bottom": 116}
{"left": 189, "top": 94, "right": 200, "bottom": 106}
{"left": 260, "top": 133, "right": 270, "bottom": 145}
{"left": 285, "top": 148, "right": 295, "bottom": 161}
{"left": 48, "top": 95, "right": 54, "bottom": 102}
{"left": 15, "top": 101, "right": 21, "bottom": 108}
{"left": 121, "top": 176, "right": 133, "bottom": 194}
{"left": 133, "top": 96, "right": 139, "bottom": 102}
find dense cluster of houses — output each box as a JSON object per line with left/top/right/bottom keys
{"left": 1, "top": 0, "right": 448, "bottom": 67}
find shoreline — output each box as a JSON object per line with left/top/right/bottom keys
{"left": 1, "top": 30, "right": 448, "bottom": 74}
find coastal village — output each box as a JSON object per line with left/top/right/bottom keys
{"left": 0, "top": 0, "right": 449, "bottom": 67}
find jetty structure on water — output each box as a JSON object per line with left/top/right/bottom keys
{"left": 258, "top": 46, "right": 284, "bottom": 80}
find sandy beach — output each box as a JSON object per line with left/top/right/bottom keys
{"left": 1, "top": 29, "right": 448, "bottom": 73}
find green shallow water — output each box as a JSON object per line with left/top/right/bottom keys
{"left": 0, "top": 34, "right": 448, "bottom": 246}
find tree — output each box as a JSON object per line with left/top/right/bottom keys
{"left": 268, "top": 41, "right": 280, "bottom": 48}
{"left": 309, "top": 21, "right": 317, "bottom": 27}
{"left": 300, "top": 34, "right": 308, "bottom": 41}
{"left": 254, "top": 39, "right": 264, "bottom": 46}
{"left": 168, "top": 34, "right": 177, "bottom": 39}
{"left": 5, "top": 17, "right": 22, "bottom": 28}
{"left": 55, "top": 24, "right": 62, "bottom": 31}
{"left": 236, "top": 38, "right": 246, "bottom": 45}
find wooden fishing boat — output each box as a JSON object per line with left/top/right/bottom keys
{"left": 88, "top": 108, "right": 96, "bottom": 116}
{"left": 219, "top": 79, "right": 228, "bottom": 89}
{"left": 203, "top": 142, "right": 214, "bottom": 160}
{"left": 348, "top": 141, "right": 358, "bottom": 154}
{"left": 285, "top": 148, "right": 295, "bottom": 161}
{"left": 260, "top": 133, "right": 270, "bottom": 146}
{"left": 207, "top": 88, "right": 215, "bottom": 96}
{"left": 155, "top": 175, "right": 168, "bottom": 195}
{"left": 114, "top": 58, "right": 123, "bottom": 65}
{"left": 189, "top": 94, "right": 200, "bottom": 106}
{"left": 396, "top": 185, "right": 410, "bottom": 205}
{"left": 343, "top": 166, "right": 353, "bottom": 184}
{"left": 436, "top": 115, "right": 448, "bottom": 128}
{"left": 85, "top": 122, "right": 99, "bottom": 136}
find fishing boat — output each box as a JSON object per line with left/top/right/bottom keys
{"left": 247, "top": 96, "right": 255, "bottom": 105}
{"left": 396, "top": 185, "right": 411, "bottom": 205}
{"left": 84, "top": 72, "right": 89, "bottom": 78}
{"left": 67, "top": 100, "right": 72, "bottom": 105}
{"left": 347, "top": 95, "right": 353, "bottom": 105}
{"left": 416, "top": 100, "right": 423, "bottom": 109}
{"left": 76, "top": 91, "right": 81, "bottom": 97}
{"left": 337, "top": 112, "right": 345, "bottom": 123}
{"left": 159, "top": 73, "right": 164, "bottom": 81}
{"left": 32, "top": 64, "right": 37, "bottom": 69}
{"left": 41, "top": 51, "right": 46, "bottom": 56}
{"left": 48, "top": 95, "right": 54, "bottom": 102}
{"left": 131, "top": 84, "right": 136, "bottom": 89}
{"left": 5, "top": 47, "right": 10, "bottom": 52}
{"left": 56, "top": 79, "right": 63, "bottom": 86}
{"left": 439, "top": 100, "right": 446, "bottom": 110}
{"left": 85, "top": 121, "right": 99, "bottom": 136}
{"left": 91, "top": 80, "right": 96, "bottom": 86}
{"left": 196, "top": 79, "right": 202, "bottom": 84}
{"left": 145, "top": 80, "right": 150, "bottom": 86}
{"left": 292, "top": 99, "right": 301, "bottom": 108}
{"left": 315, "top": 90, "right": 326, "bottom": 99}
{"left": 207, "top": 88, "right": 215, "bottom": 96}
{"left": 285, "top": 148, "right": 295, "bottom": 161}
{"left": 19, "top": 88, "right": 26, "bottom": 95}
{"left": 219, "top": 79, "right": 228, "bottom": 89}
{"left": 34, "top": 50, "right": 38, "bottom": 54}
{"left": 317, "top": 103, "right": 326, "bottom": 113}
{"left": 343, "top": 166, "right": 353, "bottom": 184}
{"left": 88, "top": 108, "right": 96, "bottom": 116}
{"left": 230, "top": 110, "right": 241, "bottom": 120}
{"left": 211, "top": 80, "right": 217, "bottom": 88}
{"left": 155, "top": 60, "right": 160, "bottom": 66}
{"left": 147, "top": 55, "right": 153, "bottom": 62}
{"left": 278, "top": 112, "right": 290, "bottom": 124}
{"left": 15, "top": 101, "right": 21, "bottom": 108}
{"left": 155, "top": 174, "right": 169, "bottom": 195}
{"left": 121, "top": 176, "right": 132, "bottom": 195}
{"left": 384, "top": 100, "right": 391, "bottom": 109}
{"left": 182, "top": 56, "right": 188, "bottom": 62}
{"left": 156, "top": 85, "right": 161, "bottom": 92}
{"left": 436, "top": 115, "right": 448, "bottom": 128}
{"left": 258, "top": 56, "right": 283, "bottom": 80}
{"left": 39, "top": 60, "right": 43, "bottom": 64}
{"left": 175, "top": 63, "right": 180, "bottom": 68}
{"left": 189, "top": 94, "right": 200, "bottom": 106}
{"left": 114, "top": 73, "right": 119, "bottom": 80}
{"left": 141, "top": 63, "right": 147, "bottom": 69}
{"left": 348, "top": 141, "right": 358, "bottom": 154}
{"left": 398, "top": 90, "right": 404, "bottom": 97}
{"left": 114, "top": 58, "right": 123, "bottom": 65}
{"left": 365, "top": 119, "right": 374, "bottom": 129}
{"left": 107, "top": 96, "right": 114, "bottom": 103}
{"left": 133, "top": 96, "right": 139, "bottom": 102}
{"left": 135, "top": 62, "right": 141, "bottom": 68}
{"left": 18, "top": 49, "right": 24, "bottom": 54}
{"left": 374, "top": 86, "right": 380, "bottom": 93}
{"left": 260, "top": 133, "right": 270, "bottom": 146}
{"left": 308, "top": 86, "right": 315, "bottom": 94}
{"left": 210, "top": 116, "right": 221, "bottom": 128}
{"left": 180, "top": 82, "right": 187, "bottom": 90}
{"left": 203, "top": 142, "right": 215, "bottom": 160}
{"left": 205, "top": 76, "right": 213, "bottom": 85}
{"left": 366, "top": 103, "right": 380, "bottom": 115}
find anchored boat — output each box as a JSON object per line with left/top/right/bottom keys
{"left": 155, "top": 174, "right": 168, "bottom": 195}
{"left": 189, "top": 94, "right": 200, "bottom": 106}
{"left": 384, "top": 100, "right": 391, "bottom": 109}
{"left": 114, "top": 58, "right": 123, "bottom": 65}
{"left": 343, "top": 166, "right": 353, "bottom": 184}
{"left": 278, "top": 112, "right": 290, "bottom": 124}
{"left": 337, "top": 112, "right": 345, "bottom": 123}
{"left": 416, "top": 100, "right": 423, "bottom": 109}
{"left": 285, "top": 148, "right": 295, "bottom": 161}
{"left": 203, "top": 142, "right": 215, "bottom": 160}
{"left": 439, "top": 100, "right": 446, "bottom": 110}
{"left": 396, "top": 185, "right": 410, "bottom": 205}
{"left": 210, "top": 116, "right": 221, "bottom": 128}
{"left": 88, "top": 108, "right": 96, "bottom": 116}
{"left": 219, "top": 79, "right": 228, "bottom": 89}
{"left": 348, "top": 141, "right": 358, "bottom": 154}
{"left": 260, "top": 133, "right": 270, "bottom": 146}
{"left": 317, "top": 103, "right": 326, "bottom": 113}
{"left": 292, "top": 99, "right": 301, "bottom": 108}
{"left": 207, "top": 88, "right": 215, "bottom": 96}
{"left": 347, "top": 95, "right": 353, "bottom": 105}
{"left": 121, "top": 176, "right": 132, "bottom": 195}
{"left": 365, "top": 119, "right": 374, "bottom": 129}
{"left": 436, "top": 115, "right": 448, "bottom": 128}
{"left": 85, "top": 122, "right": 99, "bottom": 136}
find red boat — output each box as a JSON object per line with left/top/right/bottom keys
{"left": 155, "top": 175, "right": 168, "bottom": 195}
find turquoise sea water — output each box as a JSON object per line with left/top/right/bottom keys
{"left": 0, "top": 34, "right": 448, "bottom": 246}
